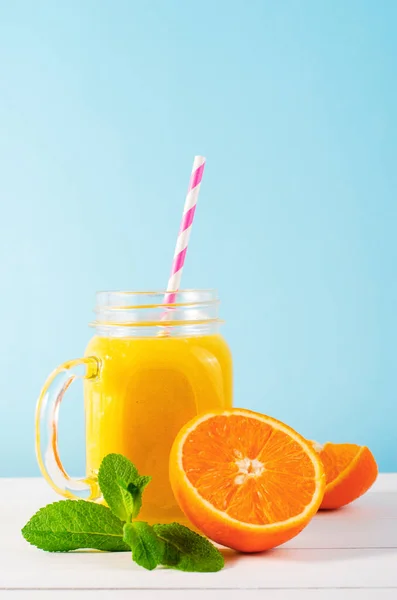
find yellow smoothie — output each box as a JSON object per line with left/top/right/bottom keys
{"left": 84, "top": 333, "right": 232, "bottom": 523}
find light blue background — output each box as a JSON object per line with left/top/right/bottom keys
{"left": 0, "top": 0, "right": 396, "bottom": 476}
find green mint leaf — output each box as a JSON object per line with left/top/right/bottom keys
{"left": 160, "top": 538, "right": 180, "bottom": 566}
{"left": 117, "top": 480, "right": 135, "bottom": 520}
{"left": 124, "top": 477, "right": 151, "bottom": 519}
{"left": 154, "top": 523, "right": 224, "bottom": 572}
{"left": 98, "top": 454, "right": 151, "bottom": 522}
{"left": 135, "top": 475, "right": 152, "bottom": 490}
{"left": 21, "top": 500, "right": 130, "bottom": 552}
{"left": 123, "top": 522, "right": 164, "bottom": 571}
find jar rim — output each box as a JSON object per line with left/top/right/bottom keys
{"left": 91, "top": 289, "right": 221, "bottom": 335}
{"left": 95, "top": 289, "right": 218, "bottom": 309}
{"left": 96, "top": 288, "right": 216, "bottom": 296}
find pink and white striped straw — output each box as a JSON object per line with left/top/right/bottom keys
{"left": 163, "top": 155, "right": 206, "bottom": 307}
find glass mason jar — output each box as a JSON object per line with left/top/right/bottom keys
{"left": 36, "top": 290, "right": 233, "bottom": 524}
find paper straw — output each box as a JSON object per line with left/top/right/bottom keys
{"left": 163, "top": 155, "right": 206, "bottom": 307}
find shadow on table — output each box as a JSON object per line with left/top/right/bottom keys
{"left": 222, "top": 546, "right": 396, "bottom": 567}
{"left": 314, "top": 493, "right": 397, "bottom": 519}
{"left": 264, "top": 546, "right": 396, "bottom": 563}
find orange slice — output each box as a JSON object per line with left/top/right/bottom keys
{"left": 312, "top": 442, "right": 378, "bottom": 509}
{"left": 170, "top": 409, "right": 325, "bottom": 552}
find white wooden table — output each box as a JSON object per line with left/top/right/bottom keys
{"left": 0, "top": 476, "right": 396, "bottom": 599}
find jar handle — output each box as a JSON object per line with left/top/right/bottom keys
{"left": 35, "top": 356, "right": 101, "bottom": 500}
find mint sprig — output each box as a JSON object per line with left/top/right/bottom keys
{"left": 123, "top": 521, "right": 165, "bottom": 571}
{"left": 154, "top": 523, "right": 225, "bottom": 572}
{"left": 22, "top": 500, "right": 130, "bottom": 552}
{"left": 98, "top": 453, "right": 151, "bottom": 522}
{"left": 123, "top": 521, "right": 224, "bottom": 572}
{"left": 21, "top": 453, "right": 224, "bottom": 573}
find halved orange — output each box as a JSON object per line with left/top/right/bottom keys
{"left": 170, "top": 409, "right": 326, "bottom": 552}
{"left": 312, "top": 442, "right": 378, "bottom": 509}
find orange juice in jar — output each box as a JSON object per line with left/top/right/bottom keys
{"left": 36, "top": 290, "right": 232, "bottom": 524}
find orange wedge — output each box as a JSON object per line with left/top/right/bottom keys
{"left": 312, "top": 442, "right": 378, "bottom": 509}
{"left": 170, "top": 409, "right": 325, "bottom": 552}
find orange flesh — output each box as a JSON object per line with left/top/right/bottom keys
{"left": 182, "top": 414, "right": 317, "bottom": 525}
{"left": 319, "top": 443, "right": 360, "bottom": 484}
